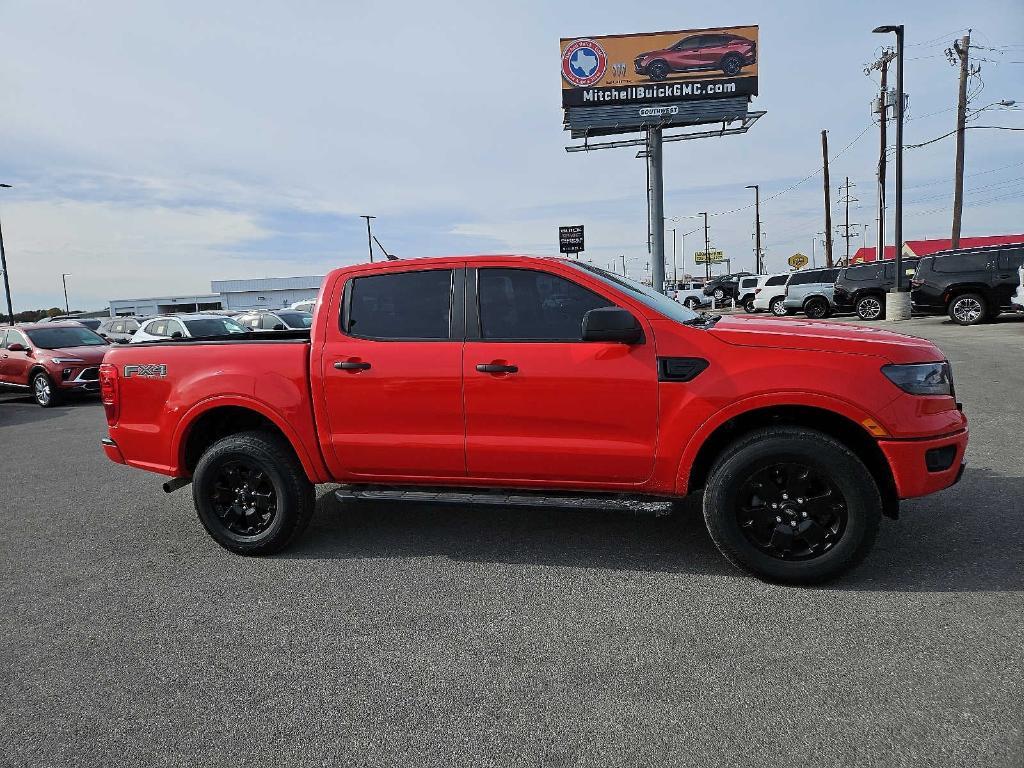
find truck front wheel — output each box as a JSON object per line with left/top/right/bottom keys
{"left": 702, "top": 427, "right": 881, "bottom": 583}
{"left": 192, "top": 431, "right": 314, "bottom": 555}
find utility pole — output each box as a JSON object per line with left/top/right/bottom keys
{"left": 950, "top": 31, "right": 972, "bottom": 248}
{"left": 867, "top": 48, "right": 896, "bottom": 263}
{"left": 647, "top": 128, "right": 666, "bottom": 293}
{"left": 0, "top": 184, "right": 13, "bottom": 325}
{"left": 701, "top": 212, "right": 710, "bottom": 281}
{"left": 837, "top": 177, "right": 859, "bottom": 265}
{"left": 360, "top": 215, "right": 376, "bottom": 263}
{"left": 61, "top": 274, "right": 71, "bottom": 315}
{"left": 821, "top": 130, "right": 834, "bottom": 268}
{"left": 745, "top": 184, "right": 762, "bottom": 274}
{"left": 669, "top": 227, "right": 678, "bottom": 288}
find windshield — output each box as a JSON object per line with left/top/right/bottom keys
{"left": 183, "top": 318, "right": 248, "bottom": 337}
{"left": 569, "top": 263, "right": 702, "bottom": 324}
{"left": 26, "top": 327, "right": 107, "bottom": 349}
{"left": 276, "top": 311, "right": 313, "bottom": 328}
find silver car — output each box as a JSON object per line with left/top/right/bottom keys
{"left": 783, "top": 267, "right": 840, "bottom": 319}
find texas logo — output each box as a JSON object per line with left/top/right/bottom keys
{"left": 561, "top": 39, "right": 608, "bottom": 87}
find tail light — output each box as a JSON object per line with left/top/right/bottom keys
{"left": 99, "top": 363, "right": 119, "bottom": 425}
{"left": 754, "top": 288, "right": 762, "bottom": 295}
{"left": 911, "top": 278, "right": 923, "bottom": 287}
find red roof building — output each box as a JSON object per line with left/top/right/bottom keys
{"left": 851, "top": 235, "right": 1024, "bottom": 264}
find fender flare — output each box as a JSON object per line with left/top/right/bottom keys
{"left": 172, "top": 394, "right": 331, "bottom": 483}
{"left": 673, "top": 391, "right": 882, "bottom": 494}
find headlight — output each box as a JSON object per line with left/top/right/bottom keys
{"left": 881, "top": 362, "right": 953, "bottom": 396}
{"left": 50, "top": 357, "right": 86, "bottom": 364}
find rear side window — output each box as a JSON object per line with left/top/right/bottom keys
{"left": 478, "top": 268, "right": 611, "bottom": 341}
{"left": 766, "top": 275, "right": 788, "bottom": 286}
{"left": 846, "top": 265, "right": 882, "bottom": 282}
{"left": 739, "top": 277, "right": 758, "bottom": 289}
{"left": 345, "top": 269, "right": 453, "bottom": 340}
{"left": 789, "top": 270, "right": 831, "bottom": 286}
{"left": 934, "top": 253, "right": 990, "bottom": 272}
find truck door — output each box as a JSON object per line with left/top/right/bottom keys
{"left": 462, "top": 266, "right": 659, "bottom": 486}
{"left": 316, "top": 267, "right": 468, "bottom": 480}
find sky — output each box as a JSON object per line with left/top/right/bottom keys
{"left": 1, "top": 0, "right": 1022, "bottom": 311}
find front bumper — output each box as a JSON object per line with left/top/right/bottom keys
{"left": 877, "top": 427, "right": 968, "bottom": 499}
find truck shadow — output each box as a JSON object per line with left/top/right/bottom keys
{"left": 0, "top": 393, "right": 101, "bottom": 427}
{"left": 285, "top": 467, "right": 1022, "bottom": 593}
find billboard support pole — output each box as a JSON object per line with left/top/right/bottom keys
{"left": 647, "top": 127, "right": 665, "bottom": 294}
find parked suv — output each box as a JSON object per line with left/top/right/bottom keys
{"left": 634, "top": 33, "right": 757, "bottom": 81}
{"left": 751, "top": 273, "right": 791, "bottom": 315}
{"left": 97, "top": 316, "right": 143, "bottom": 344}
{"left": 736, "top": 275, "right": 761, "bottom": 313}
{"left": 783, "top": 267, "right": 841, "bottom": 319}
{"left": 236, "top": 309, "right": 314, "bottom": 331}
{"left": 911, "top": 244, "right": 1024, "bottom": 325}
{"left": 668, "top": 281, "right": 711, "bottom": 310}
{"left": 0, "top": 323, "right": 108, "bottom": 406}
{"left": 132, "top": 313, "right": 249, "bottom": 342}
{"left": 834, "top": 259, "right": 919, "bottom": 321}
{"left": 702, "top": 272, "right": 753, "bottom": 303}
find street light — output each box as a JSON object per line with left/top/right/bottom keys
{"left": 0, "top": 183, "right": 14, "bottom": 326}
{"left": 61, "top": 273, "right": 71, "bottom": 315}
{"left": 873, "top": 24, "right": 908, "bottom": 317}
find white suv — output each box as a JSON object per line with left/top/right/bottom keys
{"left": 131, "top": 313, "right": 249, "bottom": 343}
{"left": 752, "top": 273, "right": 791, "bottom": 315}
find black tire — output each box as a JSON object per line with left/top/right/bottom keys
{"left": 769, "top": 296, "right": 788, "bottom": 317}
{"left": 647, "top": 61, "right": 669, "bottom": 81}
{"left": 720, "top": 53, "right": 744, "bottom": 76}
{"left": 743, "top": 296, "right": 756, "bottom": 313}
{"left": 192, "top": 430, "right": 314, "bottom": 555}
{"left": 32, "top": 371, "right": 61, "bottom": 408}
{"left": 713, "top": 287, "right": 726, "bottom": 301}
{"left": 684, "top": 297, "right": 701, "bottom": 309}
{"left": 803, "top": 297, "right": 831, "bottom": 319}
{"left": 855, "top": 294, "right": 884, "bottom": 321}
{"left": 948, "top": 292, "right": 986, "bottom": 326}
{"left": 702, "top": 427, "right": 882, "bottom": 584}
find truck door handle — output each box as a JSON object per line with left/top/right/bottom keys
{"left": 334, "top": 360, "right": 371, "bottom": 371}
{"left": 476, "top": 363, "right": 518, "bottom": 374}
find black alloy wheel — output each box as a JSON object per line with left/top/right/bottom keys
{"left": 648, "top": 61, "right": 669, "bottom": 81}
{"left": 804, "top": 297, "right": 830, "bottom": 319}
{"left": 210, "top": 461, "right": 278, "bottom": 537}
{"left": 734, "top": 462, "right": 847, "bottom": 561}
{"left": 684, "top": 297, "right": 701, "bottom": 309}
{"left": 743, "top": 297, "right": 756, "bottom": 313}
{"left": 713, "top": 287, "right": 726, "bottom": 301}
{"left": 720, "top": 53, "right": 744, "bottom": 76}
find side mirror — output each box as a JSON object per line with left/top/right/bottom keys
{"left": 582, "top": 307, "right": 643, "bottom": 344}
{"left": 171, "top": 331, "right": 183, "bottom": 339}
{"left": 6, "top": 342, "right": 25, "bottom": 352}
{"left": 273, "top": 323, "right": 285, "bottom": 331}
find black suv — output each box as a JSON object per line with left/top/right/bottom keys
{"left": 833, "top": 259, "right": 919, "bottom": 321}
{"left": 702, "top": 272, "right": 753, "bottom": 302}
{"left": 911, "top": 244, "right": 1024, "bottom": 325}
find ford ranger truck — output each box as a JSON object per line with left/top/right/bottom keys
{"left": 99, "top": 256, "right": 968, "bottom": 583}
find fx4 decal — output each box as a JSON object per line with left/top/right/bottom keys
{"left": 124, "top": 364, "right": 167, "bottom": 378}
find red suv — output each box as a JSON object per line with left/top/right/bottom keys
{"left": 635, "top": 32, "right": 756, "bottom": 81}
{"left": 0, "top": 323, "right": 109, "bottom": 406}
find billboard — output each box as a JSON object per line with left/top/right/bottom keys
{"left": 560, "top": 25, "right": 758, "bottom": 109}
{"left": 559, "top": 225, "right": 585, "bottom": 254}
{"left": 695, "top": 250, "right": 725, "bottom": 264}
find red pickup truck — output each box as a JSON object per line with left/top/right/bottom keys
{"left": 100, "top": 256, "right": 967, "bottom": 583}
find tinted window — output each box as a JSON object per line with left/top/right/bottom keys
{"left": 479, "top": 268, "right": 611, "bottom": 341}
{"left": 346, "top": 269, "right": 452, "bottom": 340}
{"left": 25, "top": 327, "right": 106, "bottom": 349}
{"left": 125, "top": 319, "right": 139, "bottom": 331}
{"left": 998, "top": 249, "right": 1024, "bottom": 270}
{"left": 934, "top": 253, "right": 990, "bottom": 272}
{"left": 765, "top": 275, "right": 788, "bottom": 286}
{"left": 276, "top": 311, "right": 312, "bottom": 328}
{"left": 739, "top": 277, "right": 758, "bottom": 289}
{"left": 183, "top": 318, "right": 247, "bottom": 337}
{"left": 846, "top": 265, "right": 882, "bottom": 281}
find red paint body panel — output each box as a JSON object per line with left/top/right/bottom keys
{"left": 101, "top": 255, "right": 968, "bottom": 505}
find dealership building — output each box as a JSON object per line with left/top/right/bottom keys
{"left": 108, "top": 275, "right": 325, "bottom": 317}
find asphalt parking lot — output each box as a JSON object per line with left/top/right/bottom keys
{"left": 2, "top": 314, "right": 1021, "bottom": 767}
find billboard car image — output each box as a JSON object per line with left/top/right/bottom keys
{"left": 560, "top": 25, "right": 759, "bottom": 108}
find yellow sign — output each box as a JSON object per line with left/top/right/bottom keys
{"left": 788, "top": 253, "right": 809, "bottom": 269}
{"left": 560, "top": 26, "right": 759, "bottom": 108}
{"left": 695, "top": 250, "right": 725, "bottom": 264}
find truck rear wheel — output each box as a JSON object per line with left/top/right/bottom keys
{"left": 702, "top": 427, "right": 881, "bottom": 584}
{"left": 192, "top": 431, "right": 314, "bottom": 555}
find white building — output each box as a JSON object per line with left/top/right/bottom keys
{"left": 108, "top": 275, "right": 325, "bottom": 317}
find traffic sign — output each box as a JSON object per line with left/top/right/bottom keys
{"left": 788, "top": 253, "right": 809, "bottom": 269}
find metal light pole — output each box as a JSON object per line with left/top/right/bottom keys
{"left": 873, "top": 25, "right": 907, "bottom": 309}
{"left": 745, "top": 184, "right": 761, "bottom": 274}
{"left": 61, "top": 273, "right": 71, "bottom": 315}
{"left": 0, "top": 184, "right": 14, "bottom": 326}
{"left": 647, "top": 128, "right": 666, "bottom": 293}
{"left": 360, "top": 215, "right": 376, "bottom": 263}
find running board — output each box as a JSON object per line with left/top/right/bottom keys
{"left": 334, "top": 486, "right": 674, "bottom": 515}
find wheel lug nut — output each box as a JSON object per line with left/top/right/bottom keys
{"left": 776, "top": 516, "right": 782, "bottom": 523}
{"left": 797, "top": 497, "right": 804, "bottom": 504}
{"left": 771, "top": 503, "right": 778, "bottom": 509}
{"left": 801, "top": 511, "right": 807, "bottom": 518}
{"left": 782, "top": 493, "right": 788, "bottom": 500}
{"left": 790, "top": 521, "right": 797, "bottom": 527}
